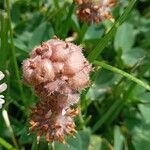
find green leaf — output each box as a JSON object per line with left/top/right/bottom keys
{"left": 28, "top": 22, "right": 54, "bottom": 50}
{"left": 114, "top": 23, "right": 135, "bottom": 52}
{"left": 132, "top": 123, "right": 150, "bottom": 150}
{"left": 138, "top": 104, "right": 150, "bottom": 124}
{"left": 19, "top": 133, "right": 35, "bottom": 144}
{"left": 87, "top": 70, "right": 119, "bottom": 100}
{"left": 55, "top": 129, "right": 90, "bottom": 150}
{"left": 122, "top": 47, "right": 145, "bottom": 66}
{"left": 114, "top": 126, "right": 124, "bottom": 150}
{"left": 90, "top": 135, "right": 112, "bottom": 150}
{"left": 84, "top": 24, "right": 104, "bottom": 41}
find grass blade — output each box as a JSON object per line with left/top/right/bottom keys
{"left": 87, "top": 0, "right": 137, "bottom": 62}
{"left": 6, "top": 0, "right": 25, "bottom": 102}
{"left": 0, "top": 12, "right": 9, "bottom": 70}
{"left": 61, "top": 3, "right": 75, "bottom": 39}
{"left": 92, "top": 99, "right": 121, "bottom": 133}
{"left": 0, "top": 137, "right": 16, "bottom": 150}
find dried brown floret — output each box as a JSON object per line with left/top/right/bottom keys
{"left": 29, "top": 93, "right": 79, "bottom": 144}
{"left": 74, "top": 0, "right": 116, "bottom": 24}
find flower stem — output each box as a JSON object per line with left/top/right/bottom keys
{"left": 94, "top": 61, "right": 150, "bottom": 91}
{"left": 5, "top": 0, "right": 25, "bottom": 102}
{"left": 0, "top": 137, "right": 16, "bottom": 150}
{"left": 2, "top": 109, "right": 19, "bottom": 150}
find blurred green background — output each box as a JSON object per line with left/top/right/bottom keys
{"left": 0, "top": 0, "right": 150, "bottom": 149}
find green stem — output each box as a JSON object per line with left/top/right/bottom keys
{"left": 107, "top": 83, "right": 136, "bottom": 125}
{"left": 79, "top": 108, "right": 86, "bottom": 129}
{"left": 52, "top": 141, "right": 55, "bottom": 150}
{"left": 94, "top": 61, "right": 150, "bottom": 91}
{"left": 6, "top": 0, "right": 25, "bottom": 102}
{"left": 53, "top": 0, "right": 59, "bottom": 9}
{"left": 78, "top": 23, "right": 88, "bottom": 43}
{"left": 2, "top": 109, "right": 19, "bottom": 150}
{"left": 104, "top": 63, "right": 149, "bottom": 125}
{"left": 0, "top": 137, "right": 16, "bottom": 150}
{"left": 92, "top": 99, "right": 121, "bottom": 133}
{"left": 61, "top": 3, "right": 75, "bottom": 39}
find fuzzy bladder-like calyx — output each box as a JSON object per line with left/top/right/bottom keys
{"left": 74, "top": 0, "right": 116, "bottom": 24}
{"left": 22, "top": 37, "right": 92, "bottom": 144}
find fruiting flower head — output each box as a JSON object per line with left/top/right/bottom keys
{"left": 22, "top": 37, "right": 92, "bottom": 144}
{"left": 74, "top": 0, "right": 116, "bottom": 24}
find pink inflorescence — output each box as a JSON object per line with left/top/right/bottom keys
{"left": 22, "top": 37, "right": 92, "bottom": 144}
{"left": 74, "top": 0, "right": 116, "bottom": 24}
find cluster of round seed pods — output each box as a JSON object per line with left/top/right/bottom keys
{"left": 22, "top": 37, "right": 92, "bottom": 144}
{"left": 74, "top": 0, "right": 116, "bottom": 24}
